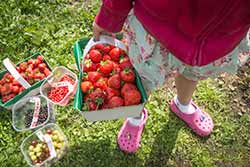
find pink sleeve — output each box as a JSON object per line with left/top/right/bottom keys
{"left": 95, "top": 0, "right": 133, "bottom": 33}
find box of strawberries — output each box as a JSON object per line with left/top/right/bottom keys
{"left": 73, "top": 35, "right": 147, "bottom": 121}
{"left": 0, "top": 53, "right": 52, "bottom": 109}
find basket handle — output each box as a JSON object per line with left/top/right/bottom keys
{"left": 3, "top": 58, "right": 31, "bottom": 89}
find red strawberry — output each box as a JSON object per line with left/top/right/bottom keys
{"left": 85, "top": 54, "right": 90, "bottom": 59}
{"left": 38, "top": 63, "right": 47, "bottom": 72}
{"left": 124, "top": 89, "right": 141, "bottom": 106}
{"left": 28, "top": 59, "right": 35, "bottom": 65}
{"left": 88, "top": 88, "right": 107, "bottom": 108}
{"left": 120, "top": 68, "right": 135, "bottom": 82}
{"left": 121, "top": 83, "right": 137, "bottom": 97}
{"left": 12, "top": 86, "right": 20, "bottom": 94}
{"left": 99, "top": 60, "right": 114, "bottom": 74}
{"left": 110, "top": 63, "right": 121, "bottom": 76}
{"left": 81, "top": 81, "right": 93, "bottom": 93}
{"left": 103, "top": 55, "right": 111, "bottom": 61}
{"left": 94, "top": 78, "right": 108, "bottom": 90}
{"left": 105, "top": 87, "right": 120, "bottom": 100}
{"left": 19, "top": 62, "right": 28, "bottom": 72}
{"left": 108, "top": 96, "right": 124, "bottom": 108}
{"left": 43, "top": 68, "right": 51, "bottom": 76}
{"left": 89, "top": 49, "right": 102, "bottom": 63}
{"left": 87, "top": 72, "right": 101, "bottom": 83}
{"left": 109, "top": 47, "right": 121, "bottom": 62}
{"left": 83, "top": 101, "right": 97, "bottom": 111}
{"left": 103, "top": 45, "right": 112, "bottom": 53}
{"left": 108, "top": 74, "right": 121, "bottom": 89}
{"left": 1, "top": 84, "right": 12, "bottom": 95}
{"left": 119, "top": 57, "right": 133, "bottom": 70}
{"left": 37, "top": 55, "right": 43, "bottom": 62}
{"left": 93, "top": 43, "right": 105, "bottom": 51}
{"left": 83, "top": 59, "right": 96, "bottom": 72}
{"left": 101, "top": 103, "right": 110, "bottom": 109}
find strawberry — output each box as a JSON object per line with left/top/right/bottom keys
{"left": 99, "top": 60, "right": 114, "bottom": 74}
{"left": 28, "top": 59, "right": 35, "bottom": 65}
{"left": 81, "top": 81, "right": 93, "bottom": 93}
{"left": 43, "top": 68, "right": 51, "bottom": 76}
{"left": 87, "top": 72, "right": 101, "bottom": 83}
{"left": 82, "top": 101, "right": 97, "bottom": 111}
{"left": 88, "top": 88, "right": 107, "bottom": 109}
{"left": 120, "top": 68, "right": 135, "bottom": 82}
{"left": 88, "top": 102, "right": 97, "bottom": 111}
{"left": 119, "top": 57, "right": 133, "bottom": 70}
{"left": 109, "top": 47, "right": 121, "bottom": 62}
{"left": 89, "top": 49, "right": 102, "bottom": 63}
{"left": 16, "top": 66, "right": 22, "bottom": 72}
{"left": 94, "top": 78, "right": 108, "bottom": 90}
{"left": 12, "top": 86, "right": 20, "bottom": 94}
{"left": 103, "top": 55, "right": 111, "bottom": 61}
{"left": 19, "top": 86, "right": 25, "bottom": 93}
{"left": 37, "top": 55, "right": 43, "bottom": 62}
{"left": 101, "top": 103, "right": 110, "bottom": 109}
{"left": 121, "top": 83, "right": 137, "bottom": 97}
{"left": 93, "top": 43, "right": 105, "bottom": 51}
{"left": 1, "top": 84, "right": 12, "bottom": 95}
{"left": 124, "top": 89, "right": 141, "bottom": 106}
{"left": 12, "top": 79, "right": 20, "bottom": 86}
{"left": 103, "top": 45, "right": 112, "bottom": 53}
{"left": 108, "top": 74, "right": 121, "bottom": 89}
{"left": 110, "top": 61, "right": 121, "bottom": 75}
{"left": 38, "top": 63, "right": 47, "bottom": 72}
{"left": 107, "top": 96, "right": 124, "bottom": 108}
{"left": 83, "top": 59, "right": 96, "bottom": 72}
{"left": 105, "top": 87, "right": 120, "bottom": 100}
{"left": 19, "top": 62, "right": 28, "bottom": 72}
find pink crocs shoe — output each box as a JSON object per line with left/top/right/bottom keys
{"left": 170, "top": 99, "right": 214, "bottom": 137}
{"left": 117, "top": 108, "right": 148, "bottom": 153}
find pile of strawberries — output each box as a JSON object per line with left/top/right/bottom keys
{"left": 80, "top": 43, "right": 142, "bottom": 111}
{"left": 0, "top": 55, "right": 51, "bottom": 103}
{"left": 48, "top": 75, "right": 75, "bottom": 103}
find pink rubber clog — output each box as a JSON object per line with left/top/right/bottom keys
{"left": 170, "top": 99, "right": 214, "bottom": 137}
{"left": 117, "top": 108, "right": 148, "bottom": 153}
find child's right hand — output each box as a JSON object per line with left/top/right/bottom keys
{"left": 93, "top": 22, "right": 113, "bottom": 41}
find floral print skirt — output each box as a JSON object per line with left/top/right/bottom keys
{"left": 123, "top": 14, "right": 250, "bottom": 91}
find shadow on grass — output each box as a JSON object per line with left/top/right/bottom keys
{"left": 145, "top": 111, "right": 183, "bottom": 167}
{"left": 57, "top": 134, "right": 144, "bottom": 167}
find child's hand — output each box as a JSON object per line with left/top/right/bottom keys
{"left": 93, "top": 22, "right": 113, "bottom": 41}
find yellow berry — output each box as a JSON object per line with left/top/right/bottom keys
{"left": 29, "top": 145, "right": 34, "bottom": 151}
{"left": 31, "top": 155, "right": 36, "bottom": 161}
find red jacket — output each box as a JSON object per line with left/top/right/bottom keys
{"left": 95, "top": 0, "right": 250, "bottom": 66}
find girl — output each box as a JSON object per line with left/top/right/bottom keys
{"left": 92, "top": 0, "right": 250, "bottom": 153}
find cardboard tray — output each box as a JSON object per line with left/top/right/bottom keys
{"left": 0, "top": 53, "right": 52, "bottom": 109}
{"left": 73, "top": 36, "right": 147, "bottom": 121}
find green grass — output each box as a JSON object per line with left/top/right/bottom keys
{"left": 0, "top": 1, "right": 250, "bottom": 167}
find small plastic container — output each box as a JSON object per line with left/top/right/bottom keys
{"left": 21, "top": 123, "right": 68, "bottom": 167}
{"left": 12, "top": 95, "right": 55, "bottom": 132}
{"left": 40, "top": 66, "right": 78, "bottom": 106}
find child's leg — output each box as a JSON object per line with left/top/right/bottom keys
{"left": 175, "top": 74, "right": 198, "bottom": 105}
{"left": 174, "top": 74, "right": 198, "bottom": 114}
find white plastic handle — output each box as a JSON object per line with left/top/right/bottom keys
{"left": 36, "top": 132, "right": 57, "bottom": 158}
{"left": 30, "top": 97, "right": 41, "bottom": 128}
{"left": 83, "top": 35, "right": 127, "bottom": 59}
{"left": 3, "top": 58, "right": 31, "bottom": 89}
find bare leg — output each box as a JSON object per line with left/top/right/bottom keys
{"left": 175, "top": 74, "right": 198, "bottom": 105}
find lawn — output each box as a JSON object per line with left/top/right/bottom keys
{"left": 0, "top": 1, "right": 249, "bottom": 167}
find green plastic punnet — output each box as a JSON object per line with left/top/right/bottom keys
{"left": 73, "top": 35, "right": 147, "bottom": 121}
{"left": 0, "top": 53, "right": 52, "bottom": 109}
